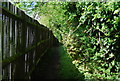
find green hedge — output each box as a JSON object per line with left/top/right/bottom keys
{"left": 63, "top": 2, "right": 120, "bottom": 80}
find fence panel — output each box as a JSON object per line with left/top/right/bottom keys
{"left": 1, "top": 2, "right": 57, "bottom": 80}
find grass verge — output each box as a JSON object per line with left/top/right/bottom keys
{"left": 58, "top": 46, "right": 85, "bottom": 81}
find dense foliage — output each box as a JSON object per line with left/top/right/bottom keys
{"left": 13, "top": 2, "right": 120, "bottom": 80}
{"left": 64, "top": 2, "right": 120, "bottom": 79}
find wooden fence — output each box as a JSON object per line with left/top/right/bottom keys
{"left": 1, "top": 2, "right": 58, "bottom": 80}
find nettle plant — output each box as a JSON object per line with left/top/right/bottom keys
{"left": 65, "top": 2, "right": 120, "bottom": 79}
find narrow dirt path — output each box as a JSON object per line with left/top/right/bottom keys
{"left": 31, "top": 45, "right": 84, "bottom": 80}
{"left": 31, "top": 46, "right": 60, "bottom": 80}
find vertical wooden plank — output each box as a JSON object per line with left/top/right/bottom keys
{"left": 7, "top": 2, "right": 9, "bottom": 10}
{"left": 14, "top": 16, "right": 20, "bottom": 79}
{"left": 2, "top": 16, "right": 10, "bottom": 80}
{"left": 3, "top": 15, "right": 7, "bottom": 60}
{"left": 2, "top": 16, "right": 8, "bottom": 66}
{"left": 20, "top": 12, "right": 26, "bottom": 78}
{"left": 28, "top": 50, "right": 33, "bottom": 78}
{"left": 25, "top": 53, "right": 30, "bottom": 79}
{"left": 14, "top": 21, "right": 25, "bottom": 79}
{"left": 34, "top": 26, "right": 37, "bottom": 64}
{"left": 3, "top": 14, "right": 10, "bottom": 61}
{"left": 9, "top": 18, "right": 12, "bottom": 57}
{"left": 33, "top": 49, "right": 36, "bottom": 65}
{"left": 1, "top": 14, "right": 4, "bottom": 61}
{"left": 25, "top": 54, "right": 27, "bottom": 75}
{"left": 14, "top": 19, "right": 24, "bottom": 79}
{"left": 11, "top": 62, "right": 16, "bottom": 79}
{"left": 0, "top": 5, "right": 2, "bottom": 80}
{"left": 14, "top": 5, "right": 17, "bottom": 15}
{"left": 9, "top": 2, "right": 12, "bottom": 12}
{"left": 35, "top": 38, "right": 38, "bottom": 64}
{"left": 8, "top": 17, "right": 12, "bottom": 80}
{"left": 7, "top": 16, "right": 10, "bottom": 58}
{"left": 8, "top": 63, "right": 11, "bottom": 79}
{"left": 11, "top": 17, "right": 15, "bottom": 79}
{"left": 10, "top": 15, "right": 16, "bottom": 79}
{"left": 26, "top": 26, "right": 29, "bottom": 48}
{"left": 33, "top": 28, "right": 35, "bottom": 45}
{"left": 28, "top": 26, "right": 31, "bottom": 47}
{"left": 16, "top": 20, "right": 20, "bottom": 53}
{"left": 3, "top": 66, "right": 9, "bottom": 80}
{"left": 14, "top": 20, "right": 17, "bottom": 55}
{"left": 12, "top": 18, "right": 15, "bottom": 55}
{"left": 30, "top": 27, "right": 32, "bottom": 46}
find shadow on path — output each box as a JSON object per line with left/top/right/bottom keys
{"left": 31, "top": 45, "right": 84, "bottom": 80}
{"left": 31, "top": 46, "right": 60, "bottom": 80}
